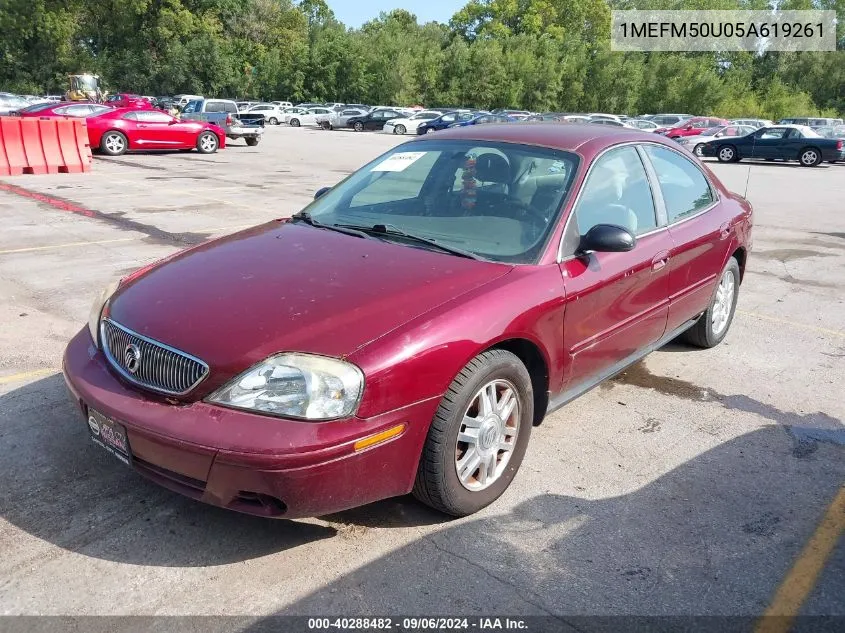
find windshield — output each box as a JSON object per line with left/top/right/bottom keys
{"left": 300, "top": 140, "right": 579, "bottom": 264}
{"left": 71, "top": 76, "right": 98, "bottom": 92}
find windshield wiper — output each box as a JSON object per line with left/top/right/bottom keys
{"left": 335, "top": 222, "right": 484, "bottom": 260}
{"left": 290, "top": 211, "right": 371, "bottom": 240}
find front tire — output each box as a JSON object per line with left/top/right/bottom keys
{"left": 426, "top": 127, "right": 436, "bottom": 135}
{"left": 289, "top": 118, "right": 300, "bottom": 127}
{"left": 693, "top": 143, "right": 705, "bottom": 157}
{"left": 799, "top": 147, "right": 822, "bottom": 167}
{"left": 268, "top": 117, "right": 278, "bottom": 125}
{"left": 413, "top": 349, "right": 533, "bottom": 517}
{"left": 100, "top": 131, "right": 128, "bottom": 156}
{"left": 717, "top": 145, "right": 737, "bottom": 163}
{"left": 682, "top": 257, "right": 741, "bottom": 348}
{"left": 196, "top": 131, "right": 219, "bottom": 154}
{"left": 354, "top": 121, "right": 364, "bottom": 132}
{"left": 395, "top": 124, "right": 406, "bottom": 135}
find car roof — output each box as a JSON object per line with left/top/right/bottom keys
{"left": 408, "top": 123, "right": 680, "bottom": 156}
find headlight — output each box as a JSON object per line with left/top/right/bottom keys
{"left": 207, "top": 353, "right": 364, "bottom": 420}
{"left": 88, "top": 279, "right": 121, "bottom": 345}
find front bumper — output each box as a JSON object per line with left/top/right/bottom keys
{"left": 62, "top": 329, "right": 438, "bottom": 518}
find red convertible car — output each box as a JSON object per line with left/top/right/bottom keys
{"left": 63, "top": 125, "right": 752, "bottom": 518}
{"left": 85, "top": 108, "right": 226, "bottom": 155}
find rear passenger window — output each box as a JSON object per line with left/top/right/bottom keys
{"left": 643, "top": 146, "right": 714, "bottom": 223}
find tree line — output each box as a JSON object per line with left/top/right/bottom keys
{"left": 2, "top": 0, "right": 843, "bottom": 119}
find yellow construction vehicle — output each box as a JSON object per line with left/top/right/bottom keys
{"left": 66, "top": 73, "right": 105, "bottom": 102}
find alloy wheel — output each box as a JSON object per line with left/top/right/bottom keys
{"left": 711, "top": 269, "right": 736, "bottom": 336}
{"left": 801, "top": 150, "right": 819, "bottom": 166}
{"left": 454, "top": 379, "right": 520, "bottom": 492}
{"left": 105, "top": 134, "right": 125, "bottom": 154}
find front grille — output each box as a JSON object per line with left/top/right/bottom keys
{"left": 100, "top": 318, "right": 209, "bottom": 396}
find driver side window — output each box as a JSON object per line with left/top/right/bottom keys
{"left": 571, "top": 146, "right": 657, "bottom": 243}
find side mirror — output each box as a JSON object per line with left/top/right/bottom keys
{"left": 314, "top": 186, "right": 332, "bottom": 200}
{"left": 578, "top": 224, "right": 636, "bottom": 254}
{"left": 684, "top": 124, "right": 694, "bottom": 130}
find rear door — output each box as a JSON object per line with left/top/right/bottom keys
{"left": 641, "top": 144, "right": 728, "bottom": 333}
{"left": 559, "top": 145, "right": 671, "bottom": 392}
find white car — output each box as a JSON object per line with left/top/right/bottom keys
{"left": 729, "top": 118, "right": 773, "bottom": 129}
{"left": 272, "top": 101, "right": 293, "bottom": 108}
{"left": 383, "top": 110, "right": 444, "bottom": 135}
{"left": 282, "top": 107, "right": 307, "bottom": 123}
{"left": 321, "top": 108, "right": 369, "bottom": 129}
{"left": 247, "top": 103, "right": 285, "bottom": 125}
{"left": 627, "top": 118, "right": 660, "bottom": 131}
{"left": 287, "top": 107, "right": 332, "bottom": 127}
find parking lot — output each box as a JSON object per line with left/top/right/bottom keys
{"left": 0, "top": 126, "right": 843, "bottom": 623}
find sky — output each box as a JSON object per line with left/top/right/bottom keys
{"left": 327, "top": 0, "right": 467, "bottom": 28}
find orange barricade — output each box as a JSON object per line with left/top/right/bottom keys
{"left": 0, "top": 116, "right": 92, "bottom": 176}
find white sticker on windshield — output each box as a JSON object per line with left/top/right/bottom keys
{"left": 372, "top": 151, "right": 427, "bottom": 172}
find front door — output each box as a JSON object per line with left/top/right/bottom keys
{"left": 748, "top": 127, "right": 789, "bottom": 159}
{"left": 560, "top": 145, "right": 671, "bottom": 393}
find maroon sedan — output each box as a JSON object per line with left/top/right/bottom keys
{"left": 63, "top": 125, "right": 752, "bottom": 518}
{"left": 104, "top": 93, "right": 154, "bottom": 109}
{"left": 85, "top": 108, "right": 226, "bottom": 155}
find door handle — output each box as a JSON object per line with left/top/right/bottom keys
{"left": 652, "top": 253, "right": 669, "bottom": 271}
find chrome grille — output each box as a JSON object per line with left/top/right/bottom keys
{"left": 100, "top": 318, "right": 209, "bottom": 396}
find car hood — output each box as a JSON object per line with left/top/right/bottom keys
{"left": 107, "top": 221, "right": 512, "bottom": 399}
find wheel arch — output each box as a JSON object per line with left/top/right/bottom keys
{"left": 731, "top": 246, "right": 748, "bottom": 282}
{"left": 484, "top": 337, "right": 550, "bottom": 426}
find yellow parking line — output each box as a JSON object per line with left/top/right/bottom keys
{"left": 0, "top": 225, "right": 252, "bottom": 256}
{"left": 738, "top": 310, "right": 845, "bottom": 339}
{"left": 755, "top": 486, "right": 845, "bottom": 633}
{"left": 0, "top": 237, "right": 138, "bottom": 255}
{"left": 0, "top": 368, "right": 58, "bottom": 385}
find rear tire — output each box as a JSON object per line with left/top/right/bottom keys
{"left": 245, "top": 137, "right": 260, "bottom": 147}
{"left": 799, "top": 147, "right": 822, "bottom": 167}
{"left": 196, "top": 131, "right": 219, "bottom": 154}
{"left": 100, "top": 131, "right": 128, "bottom": 156}
{"left": 682, "top": 257, "right": 741, "bottom": 349}
{"left": 412, "top": 349, "right": 533, "bottom": 517}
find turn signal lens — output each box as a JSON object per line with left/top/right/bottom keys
{"left": 353, "top": 424, "right": 406, "bottom": 452}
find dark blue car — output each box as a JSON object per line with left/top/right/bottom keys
{"left": 416, "top": 111, "right": 477, "bottom": 135}
{"left": 448, "top": 114, "right": 517, "bottom": 128}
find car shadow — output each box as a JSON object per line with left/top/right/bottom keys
{"left": 0, "top": 375, "right": 335, "bottom": 567}
{"left": 243, "top": 424, "right": 844, "bottom": 622}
